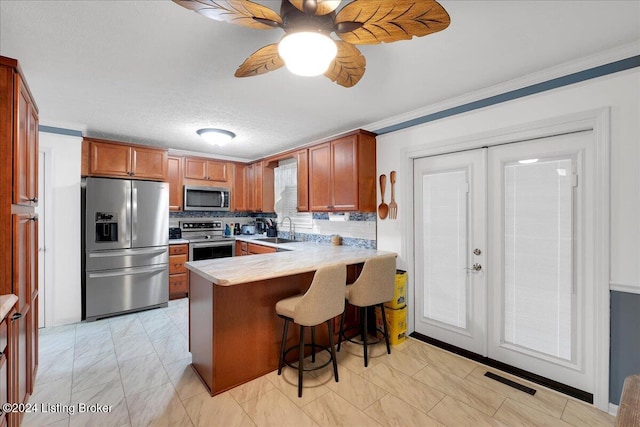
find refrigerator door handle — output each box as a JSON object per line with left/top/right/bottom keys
{"left": 132, "top": 186, "right": 138, "bottom": 243}
{"left": 88, "top": 265, "right": 166, "bottom": 279}
{"left": 87, "top": 247, "right": 167, "bottom": 258}
{"left": 125, "top": 184, "right": 132, "bottom": 246}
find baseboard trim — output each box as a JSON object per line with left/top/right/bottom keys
{"left": 409, "top": 332, "right": 593, "bottom": 404}
{"left": 608, "top": 403, "right": 619, "bottom": 417}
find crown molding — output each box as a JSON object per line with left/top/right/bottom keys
{"left": 167, "top": 148, "right": 249, "bottom": 163}
{"left": 365, "top": 42, "right": 640, "bottom": 134}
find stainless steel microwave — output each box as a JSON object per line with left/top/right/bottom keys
{"left": 184, "top": 186, "right": 230, "bottom": 211}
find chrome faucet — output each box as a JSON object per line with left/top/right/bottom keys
{"left": 281, "top": 216, "right": 295, "bottom": 240}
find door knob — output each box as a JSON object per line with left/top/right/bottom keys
{"left": 465, "top": 263, "right": 482, "bottom": 272}
{"left": 473, "top": 248, "right": 482, "bottom": 255}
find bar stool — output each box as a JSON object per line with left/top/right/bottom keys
{"left": 275, "top": 263, "right": 346, "bottom": 397}
{"left": 337, "top": 254, "right": 396, "bottom": 367}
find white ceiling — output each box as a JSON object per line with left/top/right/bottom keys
{"left": 1, "top": 1, "right": 639, "bottom": 161}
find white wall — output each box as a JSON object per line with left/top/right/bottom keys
{"left": 376, "top": 69, "right": 640, "bottom": 293}
{"left": 39, "top": 131, "right": 82, "bottom": 326}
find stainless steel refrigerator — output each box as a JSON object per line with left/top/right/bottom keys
{"left": 82, "top": 177, "right": 169, "bottom": 321}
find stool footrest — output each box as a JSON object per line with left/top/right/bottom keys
{"left": 340, "top": 324, "right": 386, "bottom": 346}
{"left": 282, "top": 344, "right": 334, "bottom": 371}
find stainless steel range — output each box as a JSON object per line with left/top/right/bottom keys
{"left": 180, "top": 220, "right": 235, "bottom": 260}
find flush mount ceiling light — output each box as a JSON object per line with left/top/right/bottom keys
{"left": 173, "top": 0, "right": 450, "bottom": 87}
{"left": 197, "top": 128, "right": 236, "bottom": 145}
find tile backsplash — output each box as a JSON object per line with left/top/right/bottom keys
{"left": 169, "top": 210, "right": 376, "bottom": 248}
{"left": 286, "top": 212, "right": 376, "bottom": 249}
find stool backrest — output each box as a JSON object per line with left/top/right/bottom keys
{"left": 294, "top": 263, "right": 346, "bottom": 326}
{"left": 348, "top": 255, "right": 396, "bottom": 307}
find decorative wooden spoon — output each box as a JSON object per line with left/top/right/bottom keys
{"left": 378, "top": 174, "right": 388, "bottom": 220}
{"left": 389, "top": 171, "right": 398, "bottom": 219}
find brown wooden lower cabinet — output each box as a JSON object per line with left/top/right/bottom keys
{"left": 169, "top": 244, "right": 189, "bottom": 299}
{"left": 247, "top": 243, "right": 276, "bottom": 255}
{"left": 0, "top": 306, "right": 12, "bottom": 427}
{"left": 27, "top": 295, "right": 38, "bottom": 395}
{"left": 235, "top": 241, "right": 247, "bottom": 256}
{"left": 0, "top": 300, "right": 20, "bottom": 427}
{"left": 169, "top": 274, "right": 188, "bottom": 299}
{"left": 235, "top": 241, "right": 276, "bottom": 256}
{"left": 188, "top": 263, "right": 363, "bottom": 396}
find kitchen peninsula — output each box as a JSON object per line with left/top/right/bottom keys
{"left": 185, "top": 240, "right": 395, "bottom": 396}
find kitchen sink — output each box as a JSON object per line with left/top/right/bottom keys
{"left": 254, "top": 237, "right": 299, "bottom": 244}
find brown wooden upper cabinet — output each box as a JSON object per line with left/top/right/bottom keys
{"left": 85, "top": 138, "right": 168, "bottom": 181}
{"left": 309, "top": 130, "right": 376, "bottom": 212}
{"left": 184, "top": 157, "right": 228, "bottom": 183}
{"left": 232, "top": 163, "right": 247, "bottom": 212}
{"left": 167, "top": 156, "right": 183, "bottom": 211}
{"left": 245, "top": 161, "right": 274, "bottom": 213}
{"left": 296, "top": 149, "right": 309, "bottom": 212}
{"left": 13, "top": 72, "right": 39, "bottom": 207}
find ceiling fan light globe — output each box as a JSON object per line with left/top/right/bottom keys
{"left": 278, "top": 32, "right": 337, "bottom": 77}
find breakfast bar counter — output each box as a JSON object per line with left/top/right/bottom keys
{"left": 185, "top": 242, "right": 395, "bottom": 396}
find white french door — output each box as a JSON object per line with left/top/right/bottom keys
{"left": 414, "top": 149, "right": 487, "bottom": 355}
{"left": 414, "top": 130, "right": 596, "bottom": 394}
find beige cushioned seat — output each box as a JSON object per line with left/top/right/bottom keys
{"left": 338, "top": 254, "right": 397, "bottom": 367}
{"left": 345, "top": 254, "right": 396, "bottom": 307}
{"left": 275, "top": 295, "right": 300, "bottom": 320}
{"left": 276, "top": 263, "right": 346, "bottom": 326}
{"left": 275, "top": 263, "right": 347, "bottom": 397}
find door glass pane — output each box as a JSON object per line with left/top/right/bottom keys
{"left": 422, "top": 170, "right": 468, "bottom": 329}
{"left": 503, "top": 157, "right": 574, "bottom": 360}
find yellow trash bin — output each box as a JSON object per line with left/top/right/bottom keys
{"left": 375, "top": 306, "right": 407, "bottom": 346}
{"left": 385, "top": 270, "right": 407, "bottom": 309}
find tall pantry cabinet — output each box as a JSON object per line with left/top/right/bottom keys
{"left": 0, "top": 56, "right": 39, "bottom": 427}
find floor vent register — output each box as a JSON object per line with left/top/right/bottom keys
{"left": 484, "top": 371, "right": 537, "bottom": 396}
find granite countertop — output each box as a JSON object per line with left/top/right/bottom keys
{"left": 170, "top": 235, "right": 262, "bottom": 245}
{"left": 185, "top": 241, "right": 395, "bottom": 286}
{"left": 0, "top": 294, "right": 18, "bottom": 321}
{"left": 169, "top": 239, "right": 190, "bottom": 244}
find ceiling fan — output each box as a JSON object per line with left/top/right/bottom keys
{"left": 173, "top": 0, "right": 450, "bottom": 87}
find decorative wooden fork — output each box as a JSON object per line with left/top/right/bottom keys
{"left": 389, "top": 171, "right": 398, "bottom": 219}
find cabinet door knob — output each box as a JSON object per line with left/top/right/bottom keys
{"left": 30, "top": 216, "right": 38, "bottom": 222}
{"left": 30, "top": 197, "right": 38, "bottom": 203}
{"left": 11, "top": 312, "right": 22, "bottom": 321}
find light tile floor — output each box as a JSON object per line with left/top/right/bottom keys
{"left": 26, "top": 298, "right": 616, "bottom": 427}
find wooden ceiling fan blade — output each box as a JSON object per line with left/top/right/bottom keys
{"left": 334, "top": 0, "right": 450, "bottom": 45}
{"left": 324, "top": 41, "right": 366, "bottom": 88}
{"left": 235, "top": 44, "right": 285, "bottom": 78}
{"left": 288, "top": 0, "right": 341, "bottom": 16}
{"left": 173, "top": 0, "right": 283, "bottom": 30}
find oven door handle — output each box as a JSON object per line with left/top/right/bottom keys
{"left": 190, "top": 241, "right": 234, "bottom": 249}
